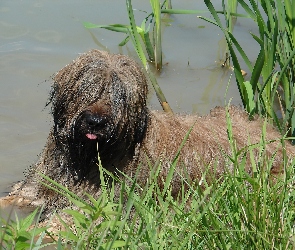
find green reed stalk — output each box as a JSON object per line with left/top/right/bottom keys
{"left": 284, "top": 0, "right": 295, "bottom": 43}
{"left": 165, "top": 0, "right": 172, "bottom": 9}
{"left": 126, "top": 0, "right": 173, "bottom": 114}
{"left": 227, "top": 0, "right": 238, "bottom": 33}
{"left": 150, "top": 0, "right": 162, "bottom": 71}
{"left": 220, "top": 0, "right": 238, "bottom": 66}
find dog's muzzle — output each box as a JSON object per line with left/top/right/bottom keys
{"left": 84, "top": 112, "right": 108, "bottom": 140}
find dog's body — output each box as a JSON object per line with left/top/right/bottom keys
{"left": 1, "top": 50, "right": 294, "bottom": 217}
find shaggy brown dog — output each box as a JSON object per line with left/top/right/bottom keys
{"left": 1, "top": 49, "right": 295, "bottom": 217}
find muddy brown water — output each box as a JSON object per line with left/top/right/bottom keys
{"left": 0, "top": 0, "right": 259, "bottom": 204}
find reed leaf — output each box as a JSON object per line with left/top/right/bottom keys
{"left": 83, "top": 22, "right": 129, "bottom": 33}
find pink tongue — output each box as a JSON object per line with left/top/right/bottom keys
{"left": 86, "top": 133, "right": 97, "bottom": 140}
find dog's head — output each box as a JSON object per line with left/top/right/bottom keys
{"left": 49, "top": 50, "right": 149, "bottom": 178}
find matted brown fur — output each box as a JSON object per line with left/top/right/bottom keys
{"left": 1, "top": 49, "right": 295, "bottom": 218}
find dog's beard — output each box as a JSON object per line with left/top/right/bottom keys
{"left": 68, "top": 136, "right": 99, "bottom": 181}
{"left": 64, "top": 111, "right": 118, "bottom": 182}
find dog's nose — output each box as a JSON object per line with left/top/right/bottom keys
{"left": 86, "top": 114, "right": 107, "bottom": 129}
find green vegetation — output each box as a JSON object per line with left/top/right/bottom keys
{"left": 0, "top": 208, "right": 50, "bottom": 249}
{"left": 203, "top": 0, "right": 295, "bottom": 143}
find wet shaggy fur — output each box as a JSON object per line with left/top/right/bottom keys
{"left": 2, "top": 49, "right": 295, "bottom": 217}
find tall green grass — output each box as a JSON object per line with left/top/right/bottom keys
{"left": 203, "top": 0, "right": 295, "bottom": 144}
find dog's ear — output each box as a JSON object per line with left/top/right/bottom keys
{"left": 134, "top": 107, "right": 149, "bottom": 144}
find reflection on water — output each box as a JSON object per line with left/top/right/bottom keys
{"left": 0, "top": 0, "right": 259, "bottom": 196}
{"left": 0, "top": 21, "right": 29, "bottom": 39}
{"left": 35, "top": 30, "right": 62, "bottom": 43}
